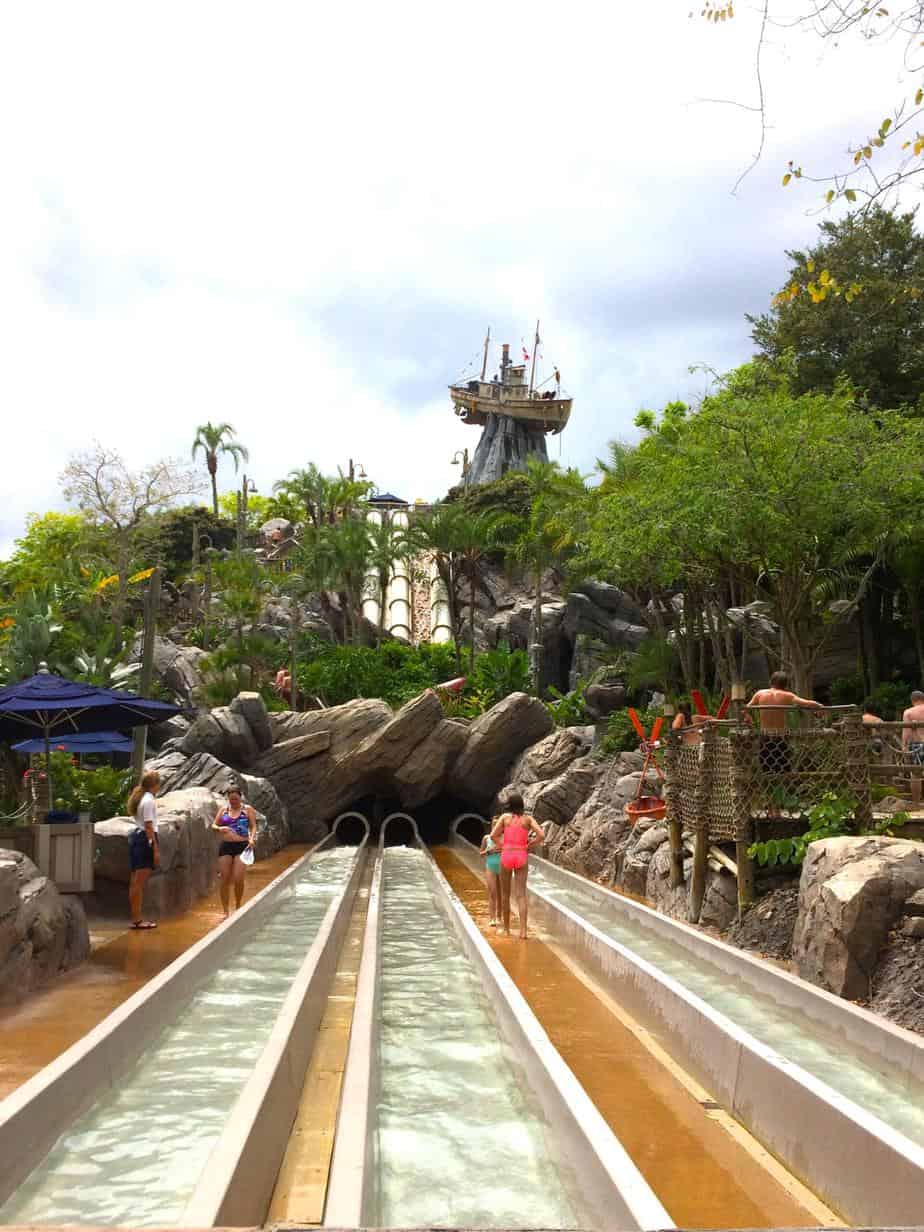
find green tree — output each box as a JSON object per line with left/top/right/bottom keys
{"left": 751, "top": 208, "right": 924, "bottom": 412}
{"left": 61, "top": 446, "right": 202, "bottom": 647}
{"left": 212, "top": 553, "right": 267, "bottom": 690}
{"left": 365, "top": 517, "right": 426, "bottom": 639}
{"left": 191, "top": 422, "right": 249, "bottom": 515}
{"left": 273, "top": 465, "right": 371, "bottom": 529}
{"left": 503, "top": 459, "right": 587, "bottom": 692}
{"left": 588, "top": 370, "right": 924, "bottom": 696}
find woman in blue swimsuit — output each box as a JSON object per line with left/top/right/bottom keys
{"left": 479, "top": 826, "right": 503, "bottom": 928}
{"left": 211, "top": 787, "right": 257, "bottom": 917}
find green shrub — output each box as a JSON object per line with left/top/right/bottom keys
{"left": 295, "top": 638, "right": 458, "bottom": 709}
{"left": 598, "top": 705, "right": 661, "bottom": 757}
{"left": 748, "top": 790, "right": 908, "bottom": 868}
{"left": 546, "top": 679, "right": 590, "bottom": 727}
{"left": 33, "top": 751, "right": 131, "bottom": 821}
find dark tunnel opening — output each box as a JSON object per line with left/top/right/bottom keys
{"left": 329, "top": 794, "right": 486, "bottom": 847}
{"left": 454, "top": 814, "right": 489, "bottom": 847}
{"left": 380, "top": 815, "right": 417, "bottom": 847}
{"left": 331, "top": 812, "right": 369, "bottom": 846}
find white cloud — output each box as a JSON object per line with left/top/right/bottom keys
{"left": 0, "top": 1, "right": 915, "bottom": 553}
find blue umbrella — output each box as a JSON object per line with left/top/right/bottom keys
{"left": 0, "top": 667, "right": 182, "bottom": 799}
{"left": 11, "top": 731, "right": 134, "bottom": 755}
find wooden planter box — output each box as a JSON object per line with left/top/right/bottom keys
{"left": 34, "top": 821, "right": 94, "bottom": 892}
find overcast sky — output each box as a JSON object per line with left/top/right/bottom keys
{"left": 0, "top": 2, "right": 912, "bottom": 555}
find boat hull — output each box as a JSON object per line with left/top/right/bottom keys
{"left": 450, "top": 385, "right": 572, "bottom": 433}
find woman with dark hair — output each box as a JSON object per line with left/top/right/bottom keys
{"left": 489, "top": 791, "right": 544, "bottom": 940}
{"left": 211, "top": 787, "right": 257, "bottom": 917}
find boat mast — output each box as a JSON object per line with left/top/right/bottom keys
{"left": 480, "top": 326, "right": 491, "bottom": 381}
{"left": 528, "top": 320, "right": 539, "bottom": 394}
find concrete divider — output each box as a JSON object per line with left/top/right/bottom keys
{"left": 423, "top": 845, "right": 673, "bottom": 1232}
{"left": 323, "top": 852, "right": 384, "bottom": 1227}
{"left": 0, "top": 834, "right": 340, "bottom": 1210}
{"left": 325, "top": 820, "right": 672, "bottom": 1231}
{"left": 181, "top": 843, "right": 367, "bottom": 1226}
{"left": 449, "top": 830, "right": 924, "bottom": 1226}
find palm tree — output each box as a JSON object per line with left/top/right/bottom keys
{"left": 455, "top": 511, "right": 516, "bottom": 671}
{"left": 365, "top": 518, "right": 427, "bottom": 639}
{"left": 322, "top": 519, "right": 373, "bottom": 645}
{"left": 273, "top": 465, "right": 372, "bottom": 529}
{"left": 191, "top": 423, "right": 250, "bottom": 515}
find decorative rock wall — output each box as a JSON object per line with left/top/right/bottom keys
{"left": 0, "top": 849, "right": 90, "bottom": 1007}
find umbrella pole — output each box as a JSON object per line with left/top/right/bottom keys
{"left": 44, "top": 727, "right": 52, "bottom": 820}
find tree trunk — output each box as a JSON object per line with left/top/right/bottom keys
{"left": 289, "top": 610, "right": 300, "bottom": 713}
{"left": 113, "top": 530, "right": 130, "bottom": 652}
{"left": 131, "top": 568, "right": 162, "bottom": 781}
{"left": 469, "top": 573, "right": 477, "bottom": 673}
{"left": 210, "top": 469, "right": 218, "bottom": 516}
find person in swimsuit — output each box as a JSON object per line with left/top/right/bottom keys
{"left": 212, "top": 787, "right": 257, "bottom": 917}
{"left": 490, "top": 791, "right": 545, "bottom": 940}
{"left": 125, "top": 770, "right": 161, "bottom": 930}
{"left": 902, "top": 690, "right": 924, "bottom": 806}
{"left": 479, "top": 826, "right": 503, "bottom": 927}
{"left": 748, "top": 671, "right": 823, "bottom": 774}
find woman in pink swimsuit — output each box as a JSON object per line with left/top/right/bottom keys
{"left": 490, "top": 791, "right": 545, "bottom": 939}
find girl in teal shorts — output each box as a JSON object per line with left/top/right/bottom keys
{"left": 480, "top": 829, "right": 503, "bottom": 927}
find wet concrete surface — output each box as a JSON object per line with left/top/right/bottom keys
{"left": 0, "top": 845, "right": 311, "bottom": 1101}
{"left": 433, "top": 847, "right": 830, "bottom": 1230}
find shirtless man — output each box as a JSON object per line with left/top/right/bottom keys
{"left": 748, "top": 671, "right": 823, "bottom": 774}
{"left": 748, "top": 671, "right": 823, "bottom": 731}
{"left": 901, "top": 690, "right": 924, "bottom": 806}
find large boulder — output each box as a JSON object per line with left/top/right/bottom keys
{"left": 147, "top": 750, "right": 290, "bottom": 856}
{"left": 543, "top": 750, "right": 644, "bottom": 882}
{"left": 392, "top": 719, "right": 469, "bottom": 808}
{"left": 94, "top": 787, "right": 223, "bottom": 918}
{"left": 310, "top": 690, "right": 445, "bottom": 821}
{"left": 449, "top": 692, "right": 554, "bottom": 810}
{"left": 229, "top": 692, "right": 273, "bottom": 753}
{"left": 524, "top": 757, "right": 604, "bottom": 826}
{"left": 506, "top": 726, "right": 594, "bottom": 790}
{"left": 179, "top": 707, "right": 258, "bottom": 769}
{"left": 0, "top": 849, "right": 90, "bottom": 1006}
{"left": 792, "top": 836, "right": 924, "bottom": 999}
{"left": 130, "top": 635, "right": 207, "bottom": 707}
{"left": 257, "top": 699, "right": 392, "bottom": 831}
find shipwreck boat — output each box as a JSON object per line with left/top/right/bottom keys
{"left": 449, "top": 326, "right": 572, "bottom": 434}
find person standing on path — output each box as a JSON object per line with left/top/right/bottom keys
{"left": 901, "top": 690, "right": 924, "bottom": 806}
{"left": 212, "top": 787, "right": 257, "bottom": 917}
{"left": 126, "top": 771, "right": 161, "bottom": 930}
{"left": 479, "top": 826, "right": 503, "bottom": 928}
{"left": 490, "top": 791, "right": 544, "bottom": 940}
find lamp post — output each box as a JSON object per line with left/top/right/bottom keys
{"left": 348, "top": 459, "right": 368, "bottom": 483}
{"left": 451, "top": 448, "right": 470, "bottom": 488}
{"left": 236, "top": 475, "right": 258, "bottom": 551}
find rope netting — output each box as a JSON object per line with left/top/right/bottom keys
{"left": 664, "top": 710, "right": 871, "bottom": 843}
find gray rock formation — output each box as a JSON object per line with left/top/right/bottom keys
{"left": 94, "top": 787, "right": 223, "bottom": 918}
{"left": 467, "top": 414, "right": 548, "bottom": 486}
{"left": 310, "top": 690, "right": 447, "bottom": 821}
{"left": 256, "top": 700, "right": 393, "bottom": 834}
{"left": 0, "top": 849, "right": 90, "bottom": 1006}
{"left": 449, "top": 692, "right": 554, "bottom": 809}
{"left": 792, "top": 835, "right": 924, "bottom": 998}
{"left": 130, "top": 635, "right": 207, "bottom": 707}
{"left": 393, "top": 719, "right": 469, "bottom": 808}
